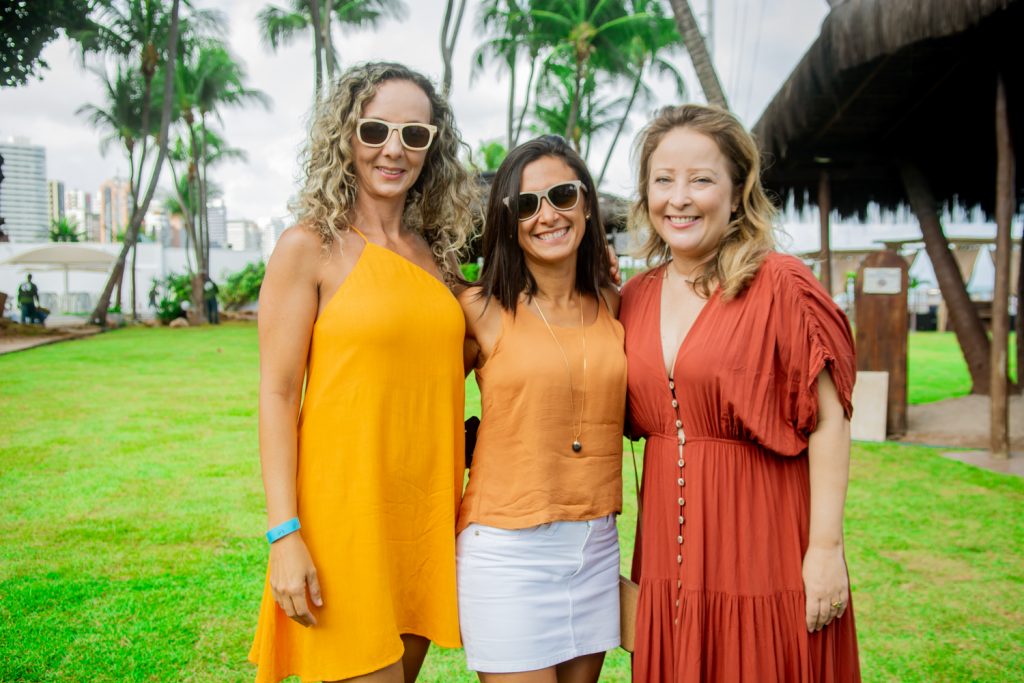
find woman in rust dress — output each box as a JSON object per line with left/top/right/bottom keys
{"left": 620, "top": 104, "right": 861, "bottom": 682}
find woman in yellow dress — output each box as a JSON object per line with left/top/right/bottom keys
{"left": 249, "top": 62, "right": 476, "bottom": 683}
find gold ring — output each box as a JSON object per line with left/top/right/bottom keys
{"left": 831, "top": 601, "right": 842, "bottom": 609}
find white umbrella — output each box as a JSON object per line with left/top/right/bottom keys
{"left": 2, "top": 244, "right": 116, "bottom": 312}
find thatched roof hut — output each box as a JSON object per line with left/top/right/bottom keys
{"left": 753, "top": 0, "right": 1023, "bottom": 218}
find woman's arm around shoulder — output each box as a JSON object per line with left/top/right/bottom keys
{"left": 258, "top": 224, "right": 324, "bottom": 628}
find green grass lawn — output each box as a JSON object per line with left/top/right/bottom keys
{"left": 908, "top": 332, "right": 1017, "bottom": 404}
{"left": 1, "top": 326, "right": 1021, "bottom": 682}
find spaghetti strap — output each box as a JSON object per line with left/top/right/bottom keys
{"left": 349, "top": 225, "right": 368, "bottom": 242}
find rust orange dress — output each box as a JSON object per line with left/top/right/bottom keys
{"left": 249, "top": 234, "right": 465, "bottom": 682}
{"left": 621, "top": 253, "right": 861, "bottom": 683}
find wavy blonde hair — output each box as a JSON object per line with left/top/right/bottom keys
{"left": 628, "top": 104, "right": 777, "bottom": 300}
{"left": 292, "top": 62, "right": 478, "bottom": 283}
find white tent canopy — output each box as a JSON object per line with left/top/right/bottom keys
{"left": 1, "top": 244, "right": 115, "bottom": 311}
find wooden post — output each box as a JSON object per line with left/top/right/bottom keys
{"left": 991, "top": 75, "right": 1014, "bottom": 458}
{"left": 855, "top": 251, "right": 909, "bottom": 436}
{"left": 819, "top": 169, "right": 833, "bottom": 296}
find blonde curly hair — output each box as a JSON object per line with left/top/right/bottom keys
{"left": 628, "top": 104, "right": 777, "bottom": 300}
{"left": 292, "top": 62, "right": 477, "bottom": 283}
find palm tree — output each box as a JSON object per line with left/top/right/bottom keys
{"left": 50, "top": 217, "right": 85, "bottom": 242}
{"left": 597, "top": 0, "right": 685, "bottom": 186}
{"left": 168, "top": 40, "right": 266, "bottom": 321}
{"left": 440, "top": 0, "right": 469, "bottom": 97}
{"left": 258, "top": 0, "right": 407, "bottom": 99}
{"left": 473, "top": 0, "right": 537, "bottom": 149}
{"left": 665, "top": 0, "right": 727, "bottom": 108}
{"left": 532, "top": 61, "right": 628, "bottom": 158}
{"left": 77, "top": 0, "right": 213, "bottom": 325}
{"left": 528, "top": 0, "right": 652, "bottom": 152}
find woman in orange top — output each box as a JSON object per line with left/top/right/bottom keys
{"left": 621, "top": 104, "right": 861, "bottom": 681}
{"left": 250, "top": 62, "right": 476, "bottom": 683}
{"left": 457, "top": 135, "right": 627, "bottom": 682}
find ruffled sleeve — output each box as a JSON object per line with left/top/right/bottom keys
{"left": 768, "top": 254, "right": 856, "bottom": 446}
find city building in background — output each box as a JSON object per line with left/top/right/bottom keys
{"left": 65, "top": 188, "right": 99, "bottom": 241}
{"left": 47, "top": 180, "right": 65, "bottom": 224}
{"left": 0, "top": 137, "right": 48, "bottom": 242}
{"left": 144, "top": 206, "right": 173, "bottom": 246}
{"left": 207, "top": 198, "right": 227, "bottom": 248}
{"left": 226, "top": 218, "right": 261, "bottom": 252}
{"left": 260, "top": 217, "right": 286, "bottom": 262}
{"left": 98, "top": 177, "right": 131, "bottom": 243}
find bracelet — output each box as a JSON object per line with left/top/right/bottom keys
{"left": 266, "top": 517, "right": 300, "bottom": 544}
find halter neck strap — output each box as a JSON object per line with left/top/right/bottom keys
{"left": 349, "top": 225, "right": 368, "bottom": 242}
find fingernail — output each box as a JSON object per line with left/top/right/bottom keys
{"left": 314, "top": 598, "right": 323, "bottom": 606}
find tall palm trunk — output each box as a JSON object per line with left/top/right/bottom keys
{"left": 598, "top": 62, "right": 644, "bottom": 186}
{"left": 666, "top": 0, "right": 728, "bottom": 109}
{"left": 901, "top": 162, "right": 991, "bottom": 393}
{"left": 505, "top": 57, "right": 517, "bottom": 149}
{"left": 440, "top": 0, "right": 468, "bottom": 97}
{"left": 321, "top": 0, "right": 336, "bottom": 81}
{"left": 90, "top": 0, "right": 182, "bottom": 326}
{"left": 307, "top": 0, "right": 324, "bottom": 100}
{"left": 515, "top": 56, "right": 537, "bottom": 146}
{"left": 565, "top": 57, "right": 585, "bottom": 151}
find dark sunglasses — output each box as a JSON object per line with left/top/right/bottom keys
{"left": 356, "top": 118, "right": 438, "bottom": 151}
{"left": 503, "top": 180, "right": 587, "bottom": 221}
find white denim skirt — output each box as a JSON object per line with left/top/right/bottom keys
{"left": 455, "top": 514, "right": 620, "bottom": 673}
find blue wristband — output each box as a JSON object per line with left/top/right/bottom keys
{"left": 266, "top": 517, "right": 300, "bottom": 544}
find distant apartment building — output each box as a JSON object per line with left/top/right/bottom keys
{"left": 48, "top": 180, "right": 65, "bottom": 224}
{"left": 260, "top": 217, "right": 286, "bottom": 262}
{"left": 0, "top": 137, "right": 48, "bottom": 242}
{"left": 99, "top": 177, "right": 132, "bottom": 242}
{"left": 145, "top": 206, "right": 173, "bottom": 245}
{"left": 226, "top": 218, "right": 261, "bottom": 251}
{"left": 207, "top": 198, "right": 227, "bottom": 247}
{"left": 65, "top": 188, "right": 100, "bottom": 240}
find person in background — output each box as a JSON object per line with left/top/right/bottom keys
{"left": 18, "top": 273, "right": 40, "bottom": 324}
{"left": 203, "top": 277, "right": 219, "bottom": 324}
{"left": 620, "top": 104, "right": 861, "bottom": 682}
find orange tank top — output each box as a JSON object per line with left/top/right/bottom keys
{"left": 457, "top": 296, "right": 626, "bottom": 533}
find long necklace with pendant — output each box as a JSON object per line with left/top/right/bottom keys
{"left": 533, "top": 291, "right": 588, "bottom": 453}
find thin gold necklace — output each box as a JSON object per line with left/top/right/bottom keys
{"left": 532, "top": 291, "right": 588, "bottom": 453}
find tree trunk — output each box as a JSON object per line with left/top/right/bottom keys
{"left": 598, "top": 64, "right": 644, "bottom": 186}
{"left": 666, "top": 0, "right": 729, "bottom": 109}
{"left": 514, "top": 56, "right": 537, "bottom": 146}
{"left": 321, "top": 0, "right": 335, "bottom": 81}
{"left": 89, "top": 0, "right": 181, "bottom": 327}
{"left": 440, "top": 0, "right": 468, "bottom": 97}
{"left": 506, "top": 57, "right": 516, "bottom": 150}
{"left": 308, "top": 0, "right": 324, "bottom": 101}
{"left": 1017, "top": 224, "right": 1023, "bottom": 392}
{"left": 565, "top": 58, "right": 584, "bottom": 151}
{"left": 991, "top": 75, "right": 1014, "bottom": 456}
{"left": 131, "top": 240, "right": 138, "bottom": 320}
{"left": 900, "top": 161, "right": 991, "bottom": 393}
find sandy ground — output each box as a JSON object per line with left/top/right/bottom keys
{"left": 896, "top": 394, "right": 1024, "bottom": 476}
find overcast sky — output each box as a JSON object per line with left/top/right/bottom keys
{"left": 0, "top": 0, "right": 829, "bottom": 225}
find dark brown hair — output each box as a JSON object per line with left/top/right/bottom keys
{"left": 477, "top": 135, "right": 612, "bottom": 311}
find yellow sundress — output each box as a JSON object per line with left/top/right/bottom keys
{"left": 249, "top": 228, "right": 465, "bottom": 682}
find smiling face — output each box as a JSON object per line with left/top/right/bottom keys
{"left": 516, "top": 155, "right": 588, "bottom": 269}
{"left": 351, "top": 78, "right": 432, "bottom": 203}
{"left": 646, "top": 126, "right": 738, "bottom": 268}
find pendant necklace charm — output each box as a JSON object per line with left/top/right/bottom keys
{"left": 532, "top": 292, "right": 588, "bottom": 455}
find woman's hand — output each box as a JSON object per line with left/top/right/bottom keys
{"left": 802, "top": 544, "right": 849, "bottom": 632}
{"left": 269, "top": 533, "right": 323, "bottom": 627}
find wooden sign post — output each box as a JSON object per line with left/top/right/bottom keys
{"left": 855, "top": 251, "right": 909, "bottom": 436}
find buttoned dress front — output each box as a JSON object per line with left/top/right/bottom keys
{"left": 620, "top": 253, "right": 861, "bottom": 683}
